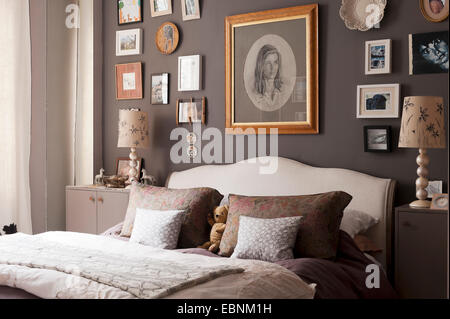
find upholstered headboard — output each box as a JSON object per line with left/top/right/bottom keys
{"left": 166, "top": 157, "right": 396, "bottom": 271}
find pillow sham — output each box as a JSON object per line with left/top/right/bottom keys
{"left": 340, "top": 209, "right": 379, "bottom": 238}
{"left": 130, "top": 208, "right": 185, "bottom": 249}
{"left": 231, "top": 216, "right": 303, "bottom": 262}
{"left": 120, "top": 184, "right": 223, "bottom": 248}
{"left": 219, "top": 192, "right": 353, "bottom": 259}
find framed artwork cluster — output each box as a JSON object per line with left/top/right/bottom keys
{"left": 115, "top": 0, "right": 205, "bottom": 115}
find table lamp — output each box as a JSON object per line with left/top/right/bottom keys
{"left": 117, "top": 109, "right": 149, "bottom": 185}
{"left": 398, "top": 96, "right": 446, "bottom": 208}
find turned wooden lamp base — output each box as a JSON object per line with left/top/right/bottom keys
{"left": 409, "top": 148, "right": 431, "bottom": 209}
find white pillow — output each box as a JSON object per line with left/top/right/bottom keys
{"left": 231, "top": 215, "right": 303, "bottom": 263}
{"left": 130, "top": 208, "right": 185, "bottom": 249}
{"left": 340, "top": 209, "right": 379, "bottom": 238}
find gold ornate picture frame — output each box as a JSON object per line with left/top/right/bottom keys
{"left": 225, "top": 4, "right": 319, "bottom": 134}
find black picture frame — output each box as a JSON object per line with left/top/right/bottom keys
{"left": 364, "top": 125, "right": 392, "bottom": 153}
{"left": 118, "top": 0, "right": 143, "bottom": 26}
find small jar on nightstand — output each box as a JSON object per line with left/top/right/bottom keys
{"left": 394, "top": 205, "right": 448, "bottom": 299}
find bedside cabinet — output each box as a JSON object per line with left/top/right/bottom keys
{"left": 66, "top": 186, "right": 130, "bottom": 235}
{"left": 394, "top": 205, "right": 448, "bottom": 299}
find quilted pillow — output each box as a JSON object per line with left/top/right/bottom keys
{"left": 231, "top": 216, "right": 303, "bottom": 262}
{"left": 130, "top": 209, "right": 185, "bottom": 249}
{"left": 219, "top": 192, "right": 353, "bottom": 259}
{"left": 120, "top": 184, "right": 223, "bottom": 248}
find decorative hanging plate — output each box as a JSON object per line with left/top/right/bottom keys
{"left": 155, "top": 22, "right": 180, "bottom": 55}
{"left": 339, "top": 0, "right": 387, "bottom": 31}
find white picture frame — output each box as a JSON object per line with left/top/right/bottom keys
{"left": 365, "top": 39, "right": 391, "bottom": 75}
{"left": 150, "top": 0, "right": 173, "bottom": 17}
{"left": 426, "top": 180, "right": 443, "bottom": 198}
{"left": 181, "top": 0, "right": 201, "bottom": 21}
{"left": 116, "top": 29, "right": 142, "bottom": 56}
{"left": 356, "top": 84, "right": 400, "bottom": 118}
{"left": 178, "top": 55, "right": 202, "bottom": 91}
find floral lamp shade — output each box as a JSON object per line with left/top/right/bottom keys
{"left": 117, "top": 109, "right": 150, "bottom": 149}
{"left": 399, "top": 96, "right": 446, "bottom": 149}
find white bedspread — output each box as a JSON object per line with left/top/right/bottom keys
{"left": 0, "top": 232, "right": 315, "bottom": 299}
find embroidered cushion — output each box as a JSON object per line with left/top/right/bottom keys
{"left": 219, "top": 192, "right": 353, "bottom": 259}
{"left": 121, "top": 184, "right": 223, "bottom": 248}
{"left": 231, "top": 216, "right": 303, "bottom": 262}
{"left": 129, "top": 209, "right": 185, "bottom": 249}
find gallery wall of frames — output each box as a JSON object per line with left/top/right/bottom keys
{"left": 103, "top": 0, "right": 449, "bottom": 206}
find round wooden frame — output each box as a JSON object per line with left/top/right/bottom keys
{"left": 155, "top": 22, "right": 179, "bottom": 55}
{"left": 420, "top": 0, "right": 449, "bottom": 23}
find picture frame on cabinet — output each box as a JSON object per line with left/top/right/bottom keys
{"left": 356, "top": 84, "right": 400, "bottom": 118}
{"left": 365, "top": 39, "right": 391, "bottom": 75}
{"left": 116, "top": 29, "right": 142, "bottom": 56}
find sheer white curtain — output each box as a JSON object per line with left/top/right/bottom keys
{"left": 0, "top": 0, "right": 32, "bottom": 234}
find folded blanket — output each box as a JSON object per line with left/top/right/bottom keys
{"left": 0, "top": 233, "right": 243, "bottom": 299}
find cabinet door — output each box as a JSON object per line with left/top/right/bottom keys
{"left": 96, "top": 191, "right": 129, "bottom": 234}
{"left": 66, "top": 190, "right": 97, "bottom": 234}
{"left": 396, "top": 211, "right": 447, "bottom": 299}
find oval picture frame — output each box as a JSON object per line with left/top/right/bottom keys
{"left": 155, "top": 22, "right": 180, "bottom": 55}
{"left": 420, "top": 0, "right": 449, "bottom": 23}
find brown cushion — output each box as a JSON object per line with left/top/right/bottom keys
{"left": 120, "top": 184, "right": 223, "bottom": 248}
{"left": 219, "top": 192, "right": 352, "bottom": 259}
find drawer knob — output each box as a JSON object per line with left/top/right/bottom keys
{"left": 89, "top": 196, "right": 95, "bottom": 202}
{"left": 98, "top": 197, "right": 104, "bottom": 203}
{"left": 402, "top": 221, "right": 412, "bottom": 227}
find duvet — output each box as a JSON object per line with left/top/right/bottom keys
{"left": 0, "top": 232, "right": 315, "bottom": 299}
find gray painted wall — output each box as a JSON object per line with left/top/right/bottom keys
{"left": 101, "top": 0, "right": 448, "bottom": 206}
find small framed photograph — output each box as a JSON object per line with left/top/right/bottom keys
{"left": 356, "top": 84, "right": 400, "bottom": 118}
{"left": 364, "top": 126, "right": 391, "bottom": 153}
{"left": 409, "top": 31, "right": 449, "bottom": 75}
{"left": 155, "top": 22, "right": 179, "bottom": 55}
{"left": 365, "top": 39, "right": 391, "bottom": 75}
{"left": 178, "top": 55, "right": 202, "bottom": 91}
{"left": 426, "top": 180, "right": 443, "bottom": 198}
{"left": 151, "top": 73, "right": 169, "bottom": 105}
{"left": 430, "top": 194, "right": 448, "bottom": 210}
{"left": 181, "top": 0, "right": 201, "bottom": 21}
{"left": 176, "top": 98, "right": 206, "bottom": 125}
{"left": 115, "top": 62, "right": 143, "bottom": 100}
{"left": 420, "top": 0, "right": 449, "bottom": 23}
{"left": 150, "top": 0, "right": 172, "bottom": 17}
{"left": 116, "top": 157, "right": 142, "bottom": 178}
{"left": 118, "top": 0, "right": 143, "bottom": 25}
{"left": 116, "top": 29, "right": 142, "bottom": 56}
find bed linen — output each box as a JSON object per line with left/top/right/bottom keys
{"left": 0, "top": 231, "right": 315, "bottom": 299}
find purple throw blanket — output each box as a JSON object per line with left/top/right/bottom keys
{"left": 178, "top": 231, "right": 398, "bottom": 299}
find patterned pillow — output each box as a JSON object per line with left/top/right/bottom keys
{"left": 219, "top": 192, "right": 353, "bottom": 259}
{"left": 231, "top": 216, "right": 303, "bottom": 262}
{"left": 120, "top": 184, "right": 223, "bottom": 248}
{"left": 130, "top": 209, "right": 185, "bottom": 249}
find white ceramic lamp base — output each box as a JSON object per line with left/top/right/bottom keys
{"left": 126, "top": 147, "right": 139, "bottom": 186}
{"left": 409, "top": 148, "right": 431, "bottom": 209}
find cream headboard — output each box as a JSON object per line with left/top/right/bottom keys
{"left": 166, "top": 156, "right": 396, "bottom": 271}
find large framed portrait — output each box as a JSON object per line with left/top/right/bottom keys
{"left": 225, "top": 5, "right": 319, "bottom": 135}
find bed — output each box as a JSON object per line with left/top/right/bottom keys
{"left": 0, "top": 156, "right": 398, "bottom": 299}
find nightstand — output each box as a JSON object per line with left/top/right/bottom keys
{"left": 394, "top": 205, "right": 448, "bottom": 299}
{"left": 66, "top": 186, "right": 130, "bottom": 235}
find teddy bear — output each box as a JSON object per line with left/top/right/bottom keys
{"left": 198, "top": 205, "right": 229, "bottom": 253}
